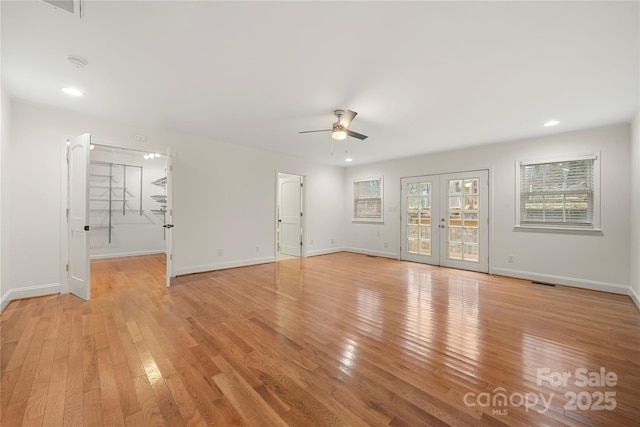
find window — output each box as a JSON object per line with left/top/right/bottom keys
{"left": 516, "top": 154, "right": 600, "bottom": 230}
{"left": 353, "top": 177, "right": 383, "bottom": 222}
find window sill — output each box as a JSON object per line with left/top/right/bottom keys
{"left": 352, "top": 219, "right": 384, "bottom": 224}
{"left": 514, "top": 225, "right": 603, "bottom": 235}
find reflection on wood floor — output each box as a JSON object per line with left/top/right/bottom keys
{"left": 1, "top": 252, "right": 639, "bottom": 426}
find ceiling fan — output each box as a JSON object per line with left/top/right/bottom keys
{"left": 299, "top": 109, "right": 368, "bottom": 140}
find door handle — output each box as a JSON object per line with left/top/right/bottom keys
{"left": 439, "top": 224, "right": 446, "bottom": 229}
{"left": 163, "top": 224, "right": 174, "bottom": 228}
{"left": 84, "top": 225, "right": 90, "bottom": 231}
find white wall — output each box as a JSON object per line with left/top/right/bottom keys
{"left": 172, "top": 134, "right": 345, "bottom": 274}
{"left": 630, "top": 112, "right": 640, "bottom": 308}
{"left": 2, "top": 100, "right": 344, "bottom": 308}
{"left": 0, "top": 88, "right": 11, "bottom": 309}
{"left": 345, "top": 124, "right": 632, "bottom": 295}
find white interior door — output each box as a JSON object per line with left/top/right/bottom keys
{"left": 279, "top": 175, "right": 302, "bottom": 257}
{"left": 68, "top": 134, "right": 91, "bottom": 300}
{"left": 401, "top": 170, "right": 489, "bottom": 273}
{"left": 165, "top": 149, "right": 174, "bottom": 287}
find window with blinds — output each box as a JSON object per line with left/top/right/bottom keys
{"left": 517, "top": 154, "right": 599, "bottom": 228}
{"left": 353, "top": 177, "right": 383, "bottom": 222}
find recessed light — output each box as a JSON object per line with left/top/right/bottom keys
{"left": 345, "top": 158, "right": 353, "bottom": 162}
{"left": 544, "top": 120, "right": 560, "bottom": 127}
{"left": 62, "top": 87, "right": 84, "bottom": 97}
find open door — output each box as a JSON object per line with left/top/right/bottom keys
{"left": 68, "top": 134, "right": 91, "bottom": 300}
{"left": 165, "top": 148, "right": 174, "bottom": 287}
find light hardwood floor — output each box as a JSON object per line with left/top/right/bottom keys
{"left": 1, "top": 252, "right": 639, "bottom": 426}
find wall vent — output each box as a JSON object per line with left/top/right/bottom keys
{"left": 40, "top": 0, "right": 82, "bottom": 18}
{"left": 532, "top": 281, "right": 556, "bottom": 287}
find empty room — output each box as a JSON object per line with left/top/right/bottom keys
{"left": 1, "top": 1, "right": 639, "bottom": 426}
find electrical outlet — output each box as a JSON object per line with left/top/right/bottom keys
{"left": 218, "top": 249, "right": 223, "bottom": 257}
{"left": 384, "top": 242, "right": 388, "bottom": 248}
{"left": 508, "top": 255, "right": 514, "bottom": 263}
{"left": 310, "top": 239, "right": 314, "bottom": 245}
{"left": 256, "top": 246, "right": 260, "bottom": 253}
{"left": 331, "top": 238, "right": 335, "bottom": 244}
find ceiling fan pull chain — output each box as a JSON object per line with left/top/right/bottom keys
{"left": 331, "top": 137, "right": 334, "bottom": 156}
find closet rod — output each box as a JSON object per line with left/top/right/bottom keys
{"left": 91, "top": 142, "right": 164, "bottom": 156}
{"left": 91, "top": 160, "right": 143, "bottom": 169}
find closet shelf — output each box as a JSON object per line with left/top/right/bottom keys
{"left": 152, "top": 177, "right": 167, "bottom": 186}
{"left": 90, "top": 185, "right": 130, "bottom": 190}
{"left": 90, "top": 209, "right": 145, "bottom": 213}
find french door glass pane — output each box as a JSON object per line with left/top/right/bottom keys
{"left": 447, "top": 178, "right": 479, "bottom": 262}
{"left": 406, "top": 181, "right": 432, "bottom": 256}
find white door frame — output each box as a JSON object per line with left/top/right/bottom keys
{"left": 275, "top": 172, "right": 305, "bottom": 260}
{"left": 60, "top": 139, "right": 174, "bottom": 292}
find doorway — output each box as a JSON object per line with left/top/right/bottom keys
{"left": 400, "top": 170, "right": 489, "bottom": 273}
{"left": 65, "top": 134, "right": 174, "bottom": 300}
{"left": 276, "top": 173, "right": 304, "bottom": 261}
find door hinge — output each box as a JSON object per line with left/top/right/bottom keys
{"left": 66, "top": 208, "right": 69, "bottom": 221}
{"left": 300, "top": 212, "right": 303, "bottom": 217}
{"left": 300, "top": 182, "right": 303, "bottom": 188}
{"left": 169, "top": 165, "right": 173, "bottom": 172}
{"left": 66, "top": 263, "right": 69, "bottom": 272}
{"left": 300, "top": 241, "right": 303, "bottom": 246}
{"left": 170, "top": 254, "right": 173, "bottom": 260}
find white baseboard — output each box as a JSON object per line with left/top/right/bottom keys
{"left": 343, "top": 247, "right": 399, "bottom": 259}
{"left": 629, "top": 286, "right": 640, "bottom": 311}
{"left": 0, "top": 282, "right": 61, "bottom": 312}
{"left": 306, "top": 247, "right": 345, "bottom": 257}
{"left": 492, "top": 267, "right": 630, "bottom": 295}
{"left": 175, "top": 256, "right": 276, "bottom": 276}
{"left": 90, "top": 250, "right": 166, "bottom": 260}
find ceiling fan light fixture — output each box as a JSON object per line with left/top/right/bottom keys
{"left": 332, "top": 128, "right": 347, "bottom": 140}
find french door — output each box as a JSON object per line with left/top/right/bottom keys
{"left": 401, "top": 170, "right": 489, "bottom": 273}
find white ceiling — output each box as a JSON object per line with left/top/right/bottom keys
{"left": 2, "top": 1, "right": 638, "bottom": 166}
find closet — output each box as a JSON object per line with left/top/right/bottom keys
{"left": 89, "top": 146, "right": 166, "bottom": 259}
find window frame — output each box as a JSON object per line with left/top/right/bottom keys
{"left": 353, "top": 176, "right": 384, "bottom": 223}
{"left": 515, "top": 153, "right": 601, "bottom": 232}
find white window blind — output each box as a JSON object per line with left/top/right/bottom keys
{"left": 519, "top": 156, "right": 597, "bottom": 227}
{"left": 353, "top": 177, "right": 383, "bottom": 221}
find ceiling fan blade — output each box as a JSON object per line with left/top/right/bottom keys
{"left": 346, "top": 129, "right": 368, "bottom": 140}
{"left": 299, "top": 129, "right": 331, "bottom": 134}
{"left": 339, "top": 110, "right": 357, "bottom": 127}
